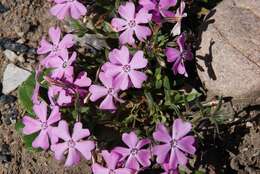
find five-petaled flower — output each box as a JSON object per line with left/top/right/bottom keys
{"left": 113, "top": 132, "right": 152, "bottom": 171}
{"left": 139, "top": 0, "right": 177, "bottom": 23}
{"left": 165, "top": 33, "right": 193, "bottom": 77}
{"left": 46, "top": 50, "right": 77, "bottom": 79}
{"left": 92, "top": 150, "right": 133, "bottom": 174}
{"left": 50, "top": 0, "right": 87, "bottom": 20}
{"left": 89, "top": 72, "right": 122, "bottom": 110}
{"left": 37, "top": 27, "right": 74, "bottom": 66}
{"left": 22, "top": 101, "right": 61, "bottom": 150}
{"left": 102, "top": 46, "right": 148, "bottom": 90}
{"left": 111, "top": 2, "right": 152, "bottom": 45}
{"left": 51, "top": 120, "right": 95, "bottom": 166}
{"left": 153, "top": 119, "right": 196, "bottom": 169}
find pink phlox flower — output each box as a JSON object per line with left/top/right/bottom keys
{"left": 139, "top": 0, "right": 176, "bottom": 23}
{"left": 45, "top": 49, "right": 76, "bottom": 79}
{"left": 92, "top": 150, "right": 133, "bottom": 174}
{"left": 47, "top": 72, "right": 91, "bottom": 106}
{"left": 170, "top": 1, "right": 187, "bottom": 36}
{"left": 161, "top": 163, "right": 179, "bottom": 174}
{"left": 48, "top": 85, "right": 73, "bottom": 107}
{"left": 111, "top": 2, "right": 152, "bottom": 45}
{"left": 153, "top": 119, "right": 196, "bottom": 170}
{"left": 165, "top": 33, "right": 193, "bottom": 77}
{"left": 37, "top": 27, "right": 74, "bottom": 66}
{"left": 22, "top": 101, "right": 61, "bottom": 150}
{"left": 102, "top": 46, "right": 148, "bottom": 90}
{"left": 51, "top": 120, "right": 95, "bottom": 166}
{"left": 112, "top": 132, "right": 152, "bottom": 171}
{"left": 50, "top": 0, "right": 87, "bottom": 20}
{"left": 89, "top": 72, "right": 122, "bottom": 110}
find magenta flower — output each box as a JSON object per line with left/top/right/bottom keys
{"left": 92, "top": 150, "right": 133, "bottom": 174}
{"left": 153, "top": 119, "right": 196, "bottom": 169}
{"left": 113, "top": 132, "right": 151, "bottom": 170}
{"left": 48, "top": 85, "right": 73, "bottom": 106}
{"left": 89, "top": 72, "right": 122, "bottom": 110}
{"left": 37, "top": 27, "right": 74, "bottom": 66}
{"left": 111, "top": 2, "right": 152, "bottom": 45}
{"left": 102, "top": 46, "right": 148, "bottom": 90}
{"left": 51, "top": 120, "right": 95, "bottom": 166}
{"left": 161, "top": 163, "right": 179, "bottom": 174}
{"left": 165, "top": 33, "right": 193, "bottom": 77}
{"left": 139, "top": 0, "right": 176, "bottom": 23}
{"left": 46, "top": 50, "right": 76, "bottom": 79}
{"left": 170, "top": 1, "right": 187, "bottom": 36}
{"left": 50, "top": 0, "right": 87, "bottom": 20}
{"left": 22, "top": 101, "right": 61, "bottom": 150}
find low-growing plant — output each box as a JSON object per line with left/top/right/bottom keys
{"left": 16, "top": 0, "right": 225, "bottom": 173}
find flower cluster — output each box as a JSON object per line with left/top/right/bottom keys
{"left": 92, "top": 119, "right": 196, "bottom": 173}
{"left": 20, "top": 0, "right": 197, "bottom": 173}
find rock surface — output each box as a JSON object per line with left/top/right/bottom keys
{"left": 196, "top": 0, "right": 260, "bottom": 103}
{"left": 2, "top": 64, "right": 31, "bottom": 94}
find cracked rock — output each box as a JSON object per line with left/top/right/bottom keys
{"left": 196, "top": 0, "right": 260, "bottom": 103}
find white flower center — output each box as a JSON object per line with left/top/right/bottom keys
{"left": 40, "top": 122, "right": 48, "bottom": 130}
{"left": 122, "top": 65, "right": 131, "bottom": 73}
{"left": 67, "top": 139, "right": 76, "bottom": 148}
{"left": 170, "top": 139, "right": 177, "bottom": 148}
{"left": 130, "top": 148, "right": 138, "bottom": 156}
{"left": 128, "top": 20, "right": 136, "bottom": 28}
{"left": 62, "top": 61, "right": 68, "bottom": 68}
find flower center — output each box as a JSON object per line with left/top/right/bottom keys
{"left": 40, "top": 122, "right": 48, "bottom": 130}
{"left": 180, "top": 51, "right": 189, "bottom": 59}
{"left": 130, "top": 148, "right": 138, "bottom": 156}
{"left": 128, "top": 20, "right": 136, "bottom": 28}
{"left": 122, "top": 65, "right": 131, "bottom": 73}
{"left": 62, "top": 61, "right": 67, "bottom": 68}
{"left": 170, "top": 139, "right": 177, "bottom": 148}
{"left": 52, "top": 45, "right": 59, "bottom": 52}
{"left": 109, "top": 170, "right": 116, "bottom": 174}
{"left": 108, "top": 88, "right": 114, "bottom": 95}
{"left": 67, "top": 139, "right": 76, "bottom": 148}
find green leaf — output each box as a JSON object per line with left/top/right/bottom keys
{"left": 163, "top": 76, "right": 170, "bottom": 90}
{"left": 23, "top": 133, "right": 41, "bottom": 152}
{"left": 18, "top": 72, "right": 35, "bottom": 116}
{"left": 15, "top": 120, "right": 24, "bottom": 133}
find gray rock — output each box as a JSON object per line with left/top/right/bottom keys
{"left": 197, "top": 0, "right": 260, "bottom": 103}
{"left": 2, "top": 64, "right": 31, "bottom": 94}
{"left": 4, "top": 50, "right": 18, "bottom": 62}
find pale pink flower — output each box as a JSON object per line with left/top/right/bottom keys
{"left": 22, "top": 102, "right": 61, "bottom": 150}
{"left": 113, "top": 132, "right": 152, "bottom": 171}
{"left": 37, "top": 27, "right": 74, "bottom": 66}
{"left": 92, "top": 150, "right": 133, "bottom": 174}
{"left": 139, "top": 0, "right": 177, "bottom": 23}
{"left": 111, "top": 2, "right": 152, "bottom": 45}
{"left": 102, "top": 46, "right": 148, "bottom": 90}
{"left": 45, "top": 50, "right": 76, "bottom": 79}
{"left": 48, "top": 72, "right": 92, "bottom": 106}
{"left": 50, "top": 0, "right": 87, "bottom": 20}
{"left": 51, "top": 120, "right": 95, "bottom": 166}
{"left": 89, "top": 72, "right": 122, "bottom": 110}
{"left": 153, "top": 119, "right": 196, "bottom": 169}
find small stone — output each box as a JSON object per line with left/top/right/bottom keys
{"left": 17, "top": 55, "right": 25, "bottom": 63}
{"left": 2, "top": 64, "right": 31, "bottom": 94}
{"left": 246, "top": 122, "right": 253, "bottom": 128}
{"left": 0, "top": 95, "right": 16, "bottom": 105}
{"left": 0, "top": 3, "right": 9, "bottom": 14}
{"left": 4, "top": 50, "right": 18, "bottom": 62}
